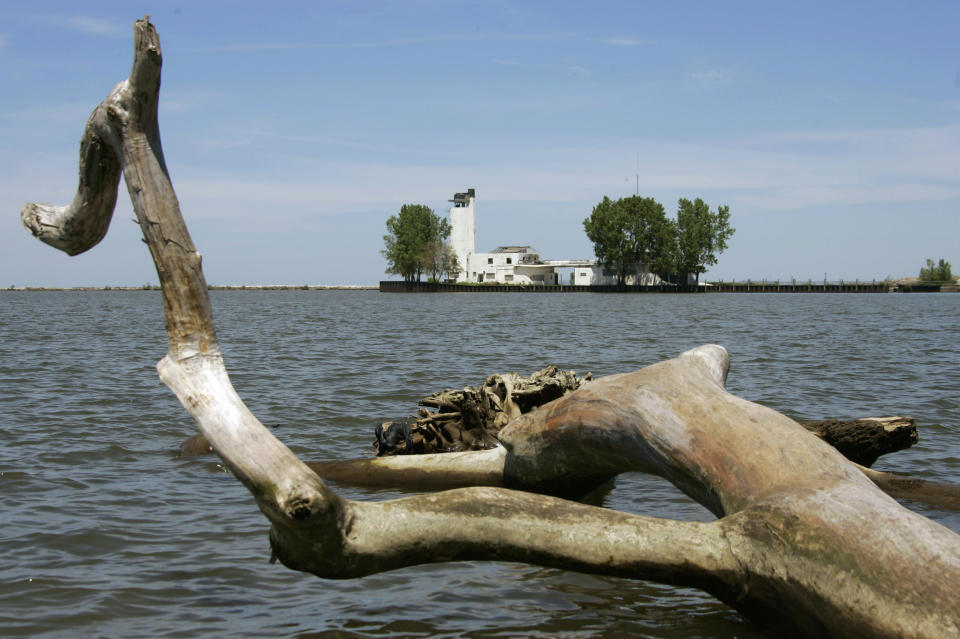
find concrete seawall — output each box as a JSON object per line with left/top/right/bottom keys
{"left": 380, "top": 281, "right": 892, "bottom": 293}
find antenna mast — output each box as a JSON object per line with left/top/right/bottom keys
{"left": 635, "top": 152, "right": 639, "bottom": 196}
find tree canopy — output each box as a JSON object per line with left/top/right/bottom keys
{"left": 673, "top": 198, "right": 735, "bottom": 284}
{"left": 583, "top": 195, "right": 673, "bottom": 286}
{"left": 920, "top": 258, "right": 953, "bottom": 282}
{"left": 583, "top": 195, "right": 733, "bottom": 285}
{"left": 382, "top": 204, "right": 451, "bottom": 282}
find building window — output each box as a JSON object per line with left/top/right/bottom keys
{"left": 506, "top": 257, "right": 512, "bottom": 265}
{"left": 487, "top": 257, "right": 493, "bottom": 264}
{"left": 505, "top": 274, "right": 514, "bottom": 282}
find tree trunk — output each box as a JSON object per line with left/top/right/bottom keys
{"left": 22, "top": 19, "right": 960, "bottom": 638}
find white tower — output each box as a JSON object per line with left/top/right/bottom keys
{"left": 448, "top": 188, "right": 476, "bottom": 282}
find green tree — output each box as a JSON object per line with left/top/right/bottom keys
{"left": 673, "top": 198, "right": 734, "bottom": 285}
{"left": 920, "top": 258, "right": 953, "bottom": 282}
{"left": 649, "top": 216, "right": 679, "bottom": 279}
{"left": 382, "top": 204, "right": 451, "bottom": 282}
{"left": 583, "top": 195, "right": 672, "bottom": 286}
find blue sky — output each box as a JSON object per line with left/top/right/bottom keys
{"left": 3, "top": 1, "right": 958, "bottom": 286}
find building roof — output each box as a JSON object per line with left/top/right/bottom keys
{"left": 449, "top": 188, "right": 475, "bottom": 204}
{"left": 543, "top": 259, "right": 596, "bottom": 267}
{"left": 491, "top": 245, "right": 538, "bottom": 254}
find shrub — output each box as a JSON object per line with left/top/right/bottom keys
{"left": 920, "top": 258, "right": 953, "bottom": 282}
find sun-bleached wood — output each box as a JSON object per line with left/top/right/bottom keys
{"left": 22, "top": 18, "right": 960, "bottom": 638}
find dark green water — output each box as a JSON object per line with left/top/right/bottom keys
{"left": 1, "top": 290, "right": 958, "bottom": 638}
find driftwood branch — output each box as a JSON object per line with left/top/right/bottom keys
{"left": 373, "top": 365, "right": 587, "bottom": 455}
{"left": 799, "top": 415, "right": 917, "bottom": 467}
{"left": 857, "top": 465, "right": 960, "bottom": 510}
{"left": 374, "top": 370, "right": 916, "bottom": 463}
{"left": 23, "top": 19, "right": 960, "bottom": 638}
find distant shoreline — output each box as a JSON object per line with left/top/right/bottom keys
{"left": 4, "top": 280, "right": 957, "bottom": 293}
{"left": 1, "top": 285, "right": 378, "bottom": 292}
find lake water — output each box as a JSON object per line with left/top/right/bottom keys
{"left": 2, "top": 290, "right": 958, "bottom": 638}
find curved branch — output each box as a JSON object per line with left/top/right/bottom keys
{"left": 272, "top": 485, "right": 740, "bottom": 587}
{"left": 21, "top": 100, "right": 121, "bottom": 256}
{"left": 498, "top": 345, "right": 870, "bottom": 513}
{"left": 18, "top": 18, "right": 329, "bottom": 524}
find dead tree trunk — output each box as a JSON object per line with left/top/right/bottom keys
{"left": 22, "top": 18, "right": 960, "bottom": 638}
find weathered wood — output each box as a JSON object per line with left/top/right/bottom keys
{"left": 180, "top": 408, "right": 917, "bottom": 464}
{"left": 799, "top": 416, "right": 917, "bottom": 467}
{"left": 374, "top": 365, "right": 588, "bottom": 455}
{"left": 858, "top": 465, "right": 960, "bottom": 510}
{"left": 24, "top": 19, "right": 960, "bottom": 638}
{"left": 306, "top": 449, "right": 507, "bottom": 491}
{"left": 376, "top": 367, "right": 917, "bottom": 462}
{"left": 21, "top": 16, "right": 333, "bottom": 521}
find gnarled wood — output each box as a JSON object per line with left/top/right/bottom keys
{"left": 20, "top": 123, "right": 121, "bottom": 256}
{"left": 374, "top": 365, "right": 588, "bottom": 455}
{"left": 23, "top": 19, "right": 960, "bottom": 638}
{"left": 800, "top": 415, "right": 917, "bottom": 467}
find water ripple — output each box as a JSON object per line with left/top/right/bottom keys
{"left": 2, "top": 290, "right": 958, "bottom": 638}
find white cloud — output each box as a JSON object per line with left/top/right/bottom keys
{"left": 561, "top": 64, "right": 591, "bottom": 76}
{"left": 6, "top": 102, "right": 99, "bottom": 125}
{"left": 213, "top": 32, "right": 571, "bottom": 52}
{"left": 689, "top": 69, "right": 734, "bottom": 87}
{"left": 650, "top": 125, "right": 960, "bottom": 209}
{"left": 816, "top": 88, "right": 847, "bottom": 102}
{"left": 131, "top": 123, "right": 960, "bottom": 228}
{"left": 28, "top": 14, "right": 127, "bottom": 37}
{"left": 158, "top": 89, "right": 223, "bottom": 115}
{"left": 67, "top": 16, "right": 126, "bottom": 37}
{"left": 516, "top": 124, "right": 960, "bottom": 212}
{"left": 602, "top": 36, "right": 648, "bottom": 47}
{"left": 491, "top": 58, "right": 590, "bottom": 77}
{"left": 185, "top": 128, "right": 446, "bottom": 157}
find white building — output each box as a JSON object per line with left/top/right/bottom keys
{"left": 448, "top": 188, "right": 478, "bottom": 279}
{"left": 447, "top": 188, "right": 665, "bottom": 286}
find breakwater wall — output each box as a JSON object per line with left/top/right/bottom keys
{"left": 380, "top": 281, "right": 891, "bottom": 293}
{"left": 709, "top": 281, "right": 888, "bottom": 293}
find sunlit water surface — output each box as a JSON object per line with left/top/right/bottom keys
{"left": 1, "top": 290, "right": 958, "bottom": 638}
